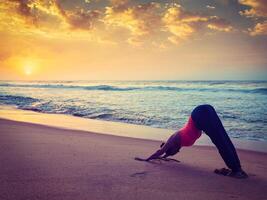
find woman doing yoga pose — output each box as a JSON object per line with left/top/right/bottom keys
{"left": 135, "top": 104, "right": 248, "bottom": 179}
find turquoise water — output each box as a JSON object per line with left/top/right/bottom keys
{"left": 0, "top": 80, "right": 266, "bottom": 141}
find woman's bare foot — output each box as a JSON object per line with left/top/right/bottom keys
{"left": 229, "top": 169, "right": 248, "bottom": 179}
{"left": 214, "top": 168, "right": 231, "bottom": 176}
{"left": 214, "top": 168, "right": 248, "bottom": 179}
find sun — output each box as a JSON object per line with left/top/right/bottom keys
{"left": 22, "top": 60, "right": 37, "bottom": 76}
{"left": 24, "top": 66, "right": 33, "bottom": 75}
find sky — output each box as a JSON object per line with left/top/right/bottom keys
{"left": 0, "top": 0, "right": 266, "bottom": 80}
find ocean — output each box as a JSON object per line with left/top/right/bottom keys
{"left": 0, "top": 80, "right": 266, "bottom": 142}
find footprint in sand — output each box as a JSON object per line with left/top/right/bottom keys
{"left": 130, "top": 171, "right": 148, "bottom": 179}
{"left": 248, "top": 173, "right": 256, "bottom": 177}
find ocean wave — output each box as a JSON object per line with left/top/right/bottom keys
{"left": 0, "top": 82, "right": 267, "bottom": 94}
{"left": 88, "top": 113, "right": 114, "bottom": 119}
{"left": 252, "top": 88, "right": 267, "bottom": 94}
{"left": 0, "top": 83, "right": 138, "bottom": 91}
{"left": 0, "top": 95, "right": 39, "bottom": 106}
{"left": 0, "top": 83, "right": 83, "bottom": 89}
{"left": 144, "top": 86, "right": 267, "bottom": 94}
{"left": 84, "top": 85, "right": 138, "bottom": 91}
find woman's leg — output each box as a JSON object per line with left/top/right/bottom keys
{"left": 191, "top": 104, "right": 241, "bottom": 172}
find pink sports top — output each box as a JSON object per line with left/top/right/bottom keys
{"left": 179, "top": 116, "right": 202, "bottom": 147}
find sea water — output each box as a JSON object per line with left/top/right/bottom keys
{"left": 0, "top": 80, "right": 266, "bottom": 141}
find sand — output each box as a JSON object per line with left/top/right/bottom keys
{"left": 0, "top": 118, "right": 267, "bottom": 200}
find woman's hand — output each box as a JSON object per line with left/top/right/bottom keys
{"left": 134, "top": 157, "right": 149, "bottom": 162}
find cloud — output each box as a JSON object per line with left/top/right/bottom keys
{"left": 4, "top": 0, "right": 40, "bottom": 25}
{"left": 58, "top": 7, "right": 102, "bottom": 30}
{"left": 162, "top": 5, "right": 208, "bottom": 42}
{"left": 238, "top": 0, "right": 267, "bottom": 35}
{"left": 103, "top": 2, "right": 161, "bottom": 44}
{"left": 3, "top": 0, "right": 101, "bottom": 30}
{"left": 206, "top": 5, "right": 216, "bottom": 9}
{"left": 249, "top": 20, "right": 267, "bottom": 35}
{"left": 2, "top": 0, "right": 62, "bottom": 29}
{"left": 207, "top": 17, "right": 233, "bottom": 32}
{"left": 239, "top": 0, "right": 267, "bottom": 18}
{"left": 127, "top": 37, "right": 144, "bottom": 47}
{"left": 162, "top": 5, "right": 232, "bottom": 44}
{"left": 109, "top": 0, "right": 128, "bottom": 6}
{"left": 39, "top": 0, "right": 102, "bottom": 30}
{"left": 0, "top": 1, "right": 235, "bottom": 47}
{"left": 15, "top": 0, "right": 32, "bottom": 16}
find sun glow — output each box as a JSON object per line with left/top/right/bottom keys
{"left": 24, "top": 66, "right": 33, "bottom": 75}
{"left": 22, "top": 60, "right": 38, "bottom": 76}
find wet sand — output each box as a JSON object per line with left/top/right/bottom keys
{"left": 0, "top": 118, "right": 266, "bottom": 200}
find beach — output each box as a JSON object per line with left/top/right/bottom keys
{"left": 1, "top": 0, "right": 267, "bottom": 199}
{"left": 1, "top": 118, "right": 267, "bottom": 200}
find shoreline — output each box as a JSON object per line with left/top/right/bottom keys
{"left": 0, "top": 105, "right": 267, "bottom": 153}
{"left": 0, "top": 117, "right": 267, "bottom": 200}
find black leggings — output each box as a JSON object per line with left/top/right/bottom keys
{"left": 191, "top": 104, "right": 241, "bottom": 171}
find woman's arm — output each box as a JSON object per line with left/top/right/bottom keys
{"left": 145, "top": 148, "right": 166, "bottom": 161}
{"left": 145, "top": 133, "right": 177, "bottom": 161}
{"left": 134, "top": 148, "right": 166, "bottom": 161}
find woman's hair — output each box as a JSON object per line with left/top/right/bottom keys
{"left": 160, "top": 142, "right": 165, "bottom": 148}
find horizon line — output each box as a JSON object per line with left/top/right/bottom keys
{"left": 0, "top": 79, "right": 267, "bottom": 82}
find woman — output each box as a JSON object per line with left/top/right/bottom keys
{"left": 135, "top": 104, "right": 248, "bottom": 179}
